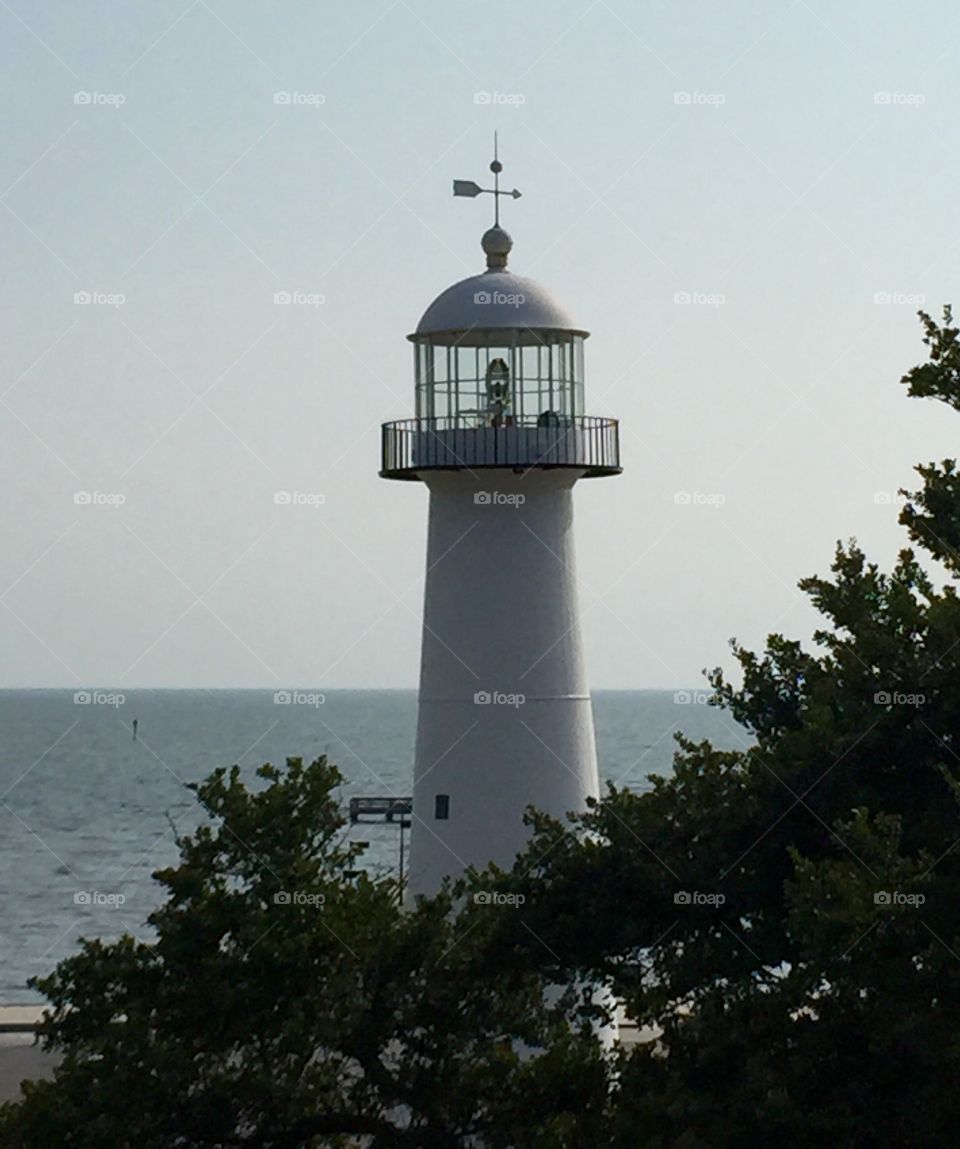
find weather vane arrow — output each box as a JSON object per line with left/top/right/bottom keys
{"left": 452, "top": 133, "right": 521, "bottom": 226}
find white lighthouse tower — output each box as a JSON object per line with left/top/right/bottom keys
{"left": 381, "top": 147, "right": 620, "bottom": 898}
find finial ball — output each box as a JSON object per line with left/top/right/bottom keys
{"left": 482, "top": 225, "right": 512, "bottom": 254}
{"left": 481, "top": 225, "right": 513, "bottom": 269}
{"left": 490, "top": 159, "right": 503, "bottom": 174}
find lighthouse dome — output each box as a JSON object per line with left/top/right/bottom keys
{"left": 411, "top": 272, "right": 588, "bottom": 345}
{"left": 410, "top": 225, "right": 588, "bottom": 345}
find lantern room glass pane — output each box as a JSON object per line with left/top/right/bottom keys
{"left": 413, "top": 334, "right": 585, "bottom": 426}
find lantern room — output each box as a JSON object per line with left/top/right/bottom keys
{"left": 410, "top": 226, "right": 588, "bottom": 429}
{"left": 380, "top": 174, "right": 621, "bottom": 481}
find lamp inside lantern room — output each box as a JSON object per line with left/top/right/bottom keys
{"left": 484, "top": 357, "right": 511, "bottom": 426}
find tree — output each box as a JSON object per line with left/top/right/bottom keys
{"left": 0, "top": 757, "right": 611, "bottom": 1148}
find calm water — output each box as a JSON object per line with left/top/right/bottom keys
{"left": 0, "top": 690, "right": 746, "bottom": 1001}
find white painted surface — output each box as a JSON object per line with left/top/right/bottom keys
{"left": 408, "top": 468, "right": 599, "bottom": 897}
{"left": 412, "top": 270, "right": 588, "bottom": 343}
{"left": 409, "top": 424, "right": 599, "bottom": 469}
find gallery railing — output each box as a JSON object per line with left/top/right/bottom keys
{"left": 381, "top": 414, "right": 621, "bottom": 480}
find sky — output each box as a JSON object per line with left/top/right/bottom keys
{"left": 1, "top": 0, "right": 958, "bottom": 690}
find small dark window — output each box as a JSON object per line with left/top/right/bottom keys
{"left": 435, "top": 794, "right": 450, "bottom": 820}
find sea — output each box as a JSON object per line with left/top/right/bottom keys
{"left": 0, "top": 690, "right": 748, "bottom": 1003}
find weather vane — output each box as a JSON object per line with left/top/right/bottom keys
{"left": 452, "top": 133, "right": 521, "bottom": 227}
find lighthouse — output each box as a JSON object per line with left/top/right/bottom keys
{"left": 381, "top": 146, "right": 620, "bottom": 898}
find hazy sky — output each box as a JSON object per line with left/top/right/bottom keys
{"left": 1, "top": 0, "right": 958, "bottom": 689}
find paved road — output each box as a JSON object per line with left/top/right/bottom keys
{"left": 0, "top": 1036, "right": 58, "bottom": 1103}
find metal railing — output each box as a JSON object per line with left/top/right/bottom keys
{"left": 349, "top": 796, "right": 412, "bottom": 823}
{"left": 380, "top": 414, "right": 621, "bottom": 479}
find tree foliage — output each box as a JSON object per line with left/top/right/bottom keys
{"left": 502, "top": 307, "right": 960, "bottom": 1146}
{"left": 0, "top": 758, "right": 609, "bottom": 1147}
